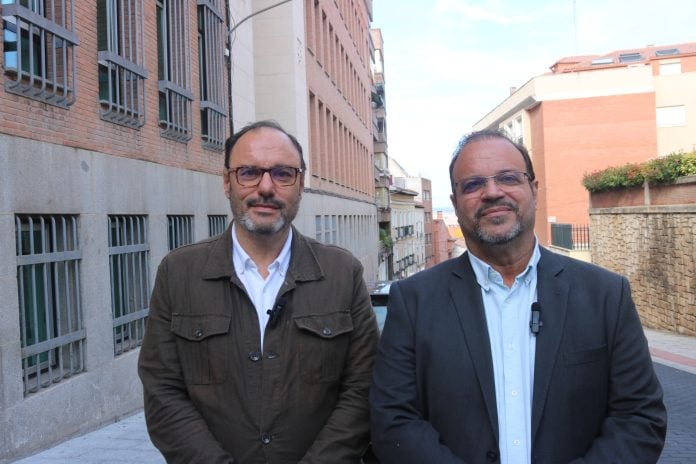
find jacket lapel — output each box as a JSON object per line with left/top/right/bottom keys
{"left": 531, "top": 248, "right": 569, "bottom": 440}
{"left": 449, "top": 253, "right": 499, "bottom": 443}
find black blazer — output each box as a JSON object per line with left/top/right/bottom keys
{"left": 370, "top": 248, "right": 666, "bottom": 464}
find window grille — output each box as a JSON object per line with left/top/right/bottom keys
{"left": 167, "top": 214, "right": 194, "bottom": 250}
{"left": 15, "top": 214, "right": 84, "bottom": 396}
{"left": 97, "top": 0, "right": 148, "bottom": 128}
{"left": 108, "top": 215, "right": 149, "bottom": 356}
{"left": 2, "top": 0, "right": 79, "bottom": 107}
{"left": 208, "top": 214, "right": 227, "bottom": 236}
{"left": 157, "top": 0, "right": 193, "bottom": 142}
{"left": 197, "top": 0, "right": 226, "bottom": 150}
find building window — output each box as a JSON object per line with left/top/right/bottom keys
{"left": 659, "top": 62, "right": 681, "bottom": 76}
{"left": 97, "top": 0, "right": 147, "bottom": 128}
{"left": 2, "top": 0, "right": 79, "bottom": 107}
{"left": 168, "top": 215, "right": 194, "bottom": 250}
{"left": 656, "top": 105, "right": 686, "bottom": 127}
{"left": 197, "top": 1, "right": 226, "bottom": 150}
{"left": 108, "top": 216, "right": 149, "bottom": 356}
{"left": 208, "top": 214, "right": 227, "bottom": 236}
{"left": 15, "top": 215, "right": 84, "bottom": 396}
{"left": 157, "top": 0, "right": 193, "bottom": 142}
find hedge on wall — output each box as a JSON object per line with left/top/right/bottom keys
{"left": 582, "top": 151, "right": 696, "bottom": 193}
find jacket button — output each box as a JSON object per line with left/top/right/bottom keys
{"left": 266, "top": 351, "right": 279, "bottom": 359}
{"left": 248, "top": 351, "right": 261, "bottom": 362}
{"left": 195, "top": 327, "right": 203, "bottom": 338}
{"left": 261, "top": 433, "right": 272, "bottom": 444}
{"left": 486, "top": 450, "right": 499, "bottom": 462}
{"left": 321, "top": 327, "right": 332, "bottom": 336}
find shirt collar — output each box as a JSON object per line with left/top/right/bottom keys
{"left": 231, "top": 223, "right": 293, "bottom": 277}
{"left": 468, "top": 238, "right": 541, "bottom": 291}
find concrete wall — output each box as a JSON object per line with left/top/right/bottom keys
{"left": 0, "top": 135, "right": 229, "bottom": 461}
{"left": 590, "top": 183, "right": 696, "bottom": 336}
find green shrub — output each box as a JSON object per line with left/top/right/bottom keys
{"left": 582, "top": 151, "right": 696, "bottom": 193}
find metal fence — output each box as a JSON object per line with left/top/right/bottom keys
{"left": 551, "top": 223, "right": 591, "bottom": 250}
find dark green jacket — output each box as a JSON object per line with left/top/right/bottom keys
{"left": 138, "top": 224, "right": 379, "bottom": 464}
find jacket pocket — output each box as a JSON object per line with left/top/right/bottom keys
{"left": 293, "top": 311, "right": 353, "bottom": 384}
{"left": 171, "top": 313, "right": 231, "bottom": 385}
{"left": 563, "top": 345, "right": 607, "bottom": 366}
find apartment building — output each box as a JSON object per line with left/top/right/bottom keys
{"left": 371, "top": 27, "right": 392, "bottom": 282}
{"left": 300, "top": 0, "right": 378, "bottom": 277}
{"left": 0, "top": 0, "right": 232, "bottom": 458}
{"left": 390, "top": 158, "right": 434, "bottom": 271}
{"left": 474, "top": 42, "right": 696, "bottom": 245}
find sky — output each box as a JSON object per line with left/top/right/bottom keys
{"left": 371, "top": 0, "right": 696, "bottom": 210}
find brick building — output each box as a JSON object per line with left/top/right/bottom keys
{"left": 1, "top": 0, "right": 379, "bottom": 459}
{"left": 1, "top": 0, "right": 231, "bottom": 459}
{"left": 474, "top": 42, "right": 696, "bottom": 245}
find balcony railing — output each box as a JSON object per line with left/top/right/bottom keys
{"left": 551, "top": 223, "right": 590, "bottom": 250}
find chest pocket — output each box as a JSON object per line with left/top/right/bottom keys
{"left": 294, "top": 311, "right": 353, "bottom": 384}
{"left": 171, "top": 314, "right": 231, "bottom": 385}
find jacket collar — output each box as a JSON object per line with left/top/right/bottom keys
{"left": 200, "top": 222, "right": 324, "bottom": 284}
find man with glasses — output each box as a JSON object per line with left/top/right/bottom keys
{"left": 139, "top": 120, "right": 379, "bottom": 463}
{"left": 370, "top": 129, "right": 666, "bottom": 463}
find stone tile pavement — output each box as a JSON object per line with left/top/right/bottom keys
{"left": 9, "top": 327, "right": 696, "bottom": 463}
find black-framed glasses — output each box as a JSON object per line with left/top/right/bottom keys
{"left": 454, "top": 170, "right": 532, "bottom": 195}
{"left": 228, "top": 165, "right": 304, "bottom": 187}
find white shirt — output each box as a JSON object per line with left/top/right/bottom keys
{"left": 468, "top": 242, "right": 541, "bottom": 464}
{"left": 231, "top": 224, "right": 292, "bottom": 349}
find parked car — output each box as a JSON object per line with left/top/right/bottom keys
{"left": 369, "top": 281, "right": 391, "bottom": 333}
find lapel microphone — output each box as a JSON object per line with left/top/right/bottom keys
{"left": 267, "top": 296, "right": 288, "bottom": 329}
{"left": 530, "top": 302, "right": 542, "bottom": 336}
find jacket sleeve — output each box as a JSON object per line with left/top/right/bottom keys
{"left": 572, "top": 277, "right": 667, "bottom": 463}
{"left": 369, "top": 282, "right": 467, "bottom": 464}
{"left": 137, "top": 258, "right": 235, "bottom": 464}
{"left": 299, "top": 260, "right": 380, "bottom": 464}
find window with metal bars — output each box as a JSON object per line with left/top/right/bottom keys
{"left": 108, "top": 215, "right": 149, "bottom": 356}
{"left": 1, "top": 0, "right": 79, "bottom": 107}
{"left": 15, "top": 214, "right": 84, "bottom": 396}
{"left": 197, "top": 1, "right": 226, "bottom": 150}
{"left": 157, "top": 0, "right": 193, "bottom": 142}
{"left": 208, "top": 214, "right": 228, "bottom": 237}
{"left": 167, "top": 214, "right": 194, "bottom": 250}
{"left": 97, "top": 0, "right": 148, "bottom": 128}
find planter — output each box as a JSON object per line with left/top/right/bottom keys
{"left": 590, "top": 176, "right": 696, "bottom": 208}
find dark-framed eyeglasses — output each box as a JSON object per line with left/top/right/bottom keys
{"left": 228, "top": 165, "right": 304, "bottom": 187}
{"left": 454, "top": 170, "right": 532, "bottom": 195}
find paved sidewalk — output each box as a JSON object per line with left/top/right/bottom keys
{"left": 11, "top": 327, "right": 696, "bottom": 463}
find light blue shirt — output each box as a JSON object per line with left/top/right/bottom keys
{"left": 232, "top": 224, "right": 292, "bottom": 349}
{"left": 468, "top": 242, "right": 541, "bottom": 464}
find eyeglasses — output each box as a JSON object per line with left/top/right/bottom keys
{"left": 454, "top": 171, "right": 532, "bottom": 195}
{"left": 228, "top": 165, "right": 304, "bottom": 187}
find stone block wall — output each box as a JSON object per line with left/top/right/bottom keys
{"left": 590, "top": 203, "right": 696, "bottom": 336}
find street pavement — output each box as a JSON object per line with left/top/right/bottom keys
{"left": 10, "top": 328, "right": 696, "bottom": 464}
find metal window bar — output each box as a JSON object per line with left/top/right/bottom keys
{"left": 158, "top": 0, "right": 193, "bottom": 142}
{"left": 167, "top": 215, "right": 194, "bottom": 250}
{"left": 207, "top": 214, "right": 227, "bottom": 236}
{"left": 2, "top": 0, "right": 79, "bottom": 107}
{"left": 97, "top": 0, "right": 148, "bottom": 128}
{"left": 551, "top": 223, "right": 591, "bottom": 251}
{"left": 108, "top": 215, "right": 150, "bottom": 356}
{"left": 198, "top": 0, "right": 227, "bottom": 150}
{"left": 15, "top": 214, "right": 84, "bottom": 396}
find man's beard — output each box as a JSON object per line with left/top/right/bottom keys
{"left": 473, "top": 201, "right": 524, "bottom": 245}
{"left": 234, "top": 197, "right": 296, "bottom": 235}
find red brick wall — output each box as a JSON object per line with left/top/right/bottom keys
{"left": 304, "top": 0, "right": 374, "bottom": 203}
{"left": 534, "top": 93, "right": 658, "bottom": 244}
{"left": 0, "top": 1, "right": 227, "bottom": 174}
